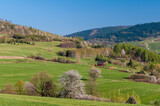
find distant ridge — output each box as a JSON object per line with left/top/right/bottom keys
{"left": 66, "top": 22, "right": 160, "bottom": 43}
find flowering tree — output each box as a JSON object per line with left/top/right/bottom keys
{"left": 121, "top": 49, "right": 126, "bottom": 56}
{"left": 89, "top": 67, "right": 102, "bottom": 81}
{"left": 58, "top": 70, "right": 85, "bottom": 98}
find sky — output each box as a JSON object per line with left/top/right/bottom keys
{"left": 0, "top": 0, "right": 160, "bottom": 35}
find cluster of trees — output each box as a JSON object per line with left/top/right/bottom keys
{"left": 64, "top": 48, "right": 110, "bottom": 59}
{"left": 113, "top": 43, "right": 160, "bottom": 63}
{"left": 29, "top": 54, "right": 76, "bottom": 64}
{"left": 1, "top": 69, "right": 111, "bottom": 102}
{"left": 60, "top": 41, "right": 77, "bottom": 48}
{"left": 95, "top": 54, "right": 106, "bottom": 62}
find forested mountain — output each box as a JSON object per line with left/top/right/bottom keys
{"left": 65, "top": 26, "right": 131, "bottom": 40}
{"left": 66, "top": 22, "right": 160, "bottom": 43}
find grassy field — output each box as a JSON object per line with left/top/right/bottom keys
{"left": 0, "top": 94, "right": 146, "bottom": 106}
{"left": 0, "top": 41, "right": 160, "bottom": 105}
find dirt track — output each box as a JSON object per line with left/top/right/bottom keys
{"left": 0, "top": 56, "right": 25, "bottom": 59}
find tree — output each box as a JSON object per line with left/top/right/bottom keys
{"left": 24, "top": 82, "right": 37, "bottom": 96}
{"left": 114, "top": 43, "right": 122, "bottom": 56}
{"left": 30, "top": 72, "right": 56, "bottom": 97}
{"left": 15, "top": 80, "right": 25, "bottom": 95}
{"left": 89, "top": 68, "right": 101, "bottom": 81}
{"left": 58, "top": 70, "right": 85, "bottom": 98}
{"left": 105, "top": 48, "right": 109, "bottom": 57}
{"left": 121, "top": 49, "right": 126, "bottom": 56}
{"left": 141, "top": 50, "right": 148, "bottom": 62}
{"left": 86, "top": 68, "right": 102, "bottom": 96}
{"left": 127, "top": 59, "right": 134, "bottom": 68}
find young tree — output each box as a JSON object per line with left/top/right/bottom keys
{"left": 89, "top": 67, "right": 102, "bottom": 81}
{"left": 121, "top": 49, "right": 126, "bottom": 56}
{"left": 86, "top": 68, "right": 102, "bottom": 96}
{"left": 15, "top": 80, "right": 25, "bottom": 95}
{"left": 105, "top": 48, "right": 109, "bottom": 57}
{"left": 114, "top": 44, "right": 122, "bottom": 55}
{"left": 58, "top": 70, "right": 85, "bottom": 98}
{"left": 30, "top": 72, "right": 56, "bottom": 97}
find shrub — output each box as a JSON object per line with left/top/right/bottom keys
{"left": 58, "top": 51, "right": 66, "bottom": 56}
{"left": 126, "top": 96, "right": 137, "bottom": 104}
{"left": 58, "top": 70, "right": 85, "bottom": 98}
{"left": 75, "top": 94, "right": 111, "bottom": 102}
{"left": 129, "top": 74, "right": 149, "bottom": 80}
{"left": 30, "top": 72, "right": 57, "bottom": 97}
{"left": 2, "top": 83, "right": 16, "bottom": 94}
{"left": 109, "top": 90, "right": 141, "bottom": 104}
{"left": 95, "top": 54, "right": 106, "bottom": 62}
{"left": 129, "top": 74, "right": 149, "bottom": 82}
{"left": 29, "top": 53, "right": 45, "bottom": 60}
{"left": 121, "top": 58, "right": 126, "bottom": 63}
{"left": 60, "top": 41, "right": 76, "bottom": 48}
{"left": 52, "top": 57, "right": 75, "bottom": 64}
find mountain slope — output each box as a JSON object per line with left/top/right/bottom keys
{"left": 65, "top": 26, "right": 131, "bottom": 40}
{"left": 66, "top": 22, "right": 160, "bottom": 43}
{"left": 0, "top": 19, "right": 56, "bottom": 37}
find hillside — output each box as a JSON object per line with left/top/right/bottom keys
{"left": 66, "top": 22, "right": 160, "bottom": 44}
{"left": 65, "top": 26, "right": 131, "bottom": 40}
{"left": 0, "top": 41, "right": 160, "bottom": 105}
{"left": 0, "top": 19, "right": 56, "bottom": 37}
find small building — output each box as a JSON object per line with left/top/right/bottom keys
{"left": 97, "top": 61, "right": 106, "bottom": 67}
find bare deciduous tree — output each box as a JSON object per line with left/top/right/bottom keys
{"left": 30, "top": 72, "right": 56, "bottom": 97}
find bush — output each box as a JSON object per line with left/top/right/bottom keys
{"left": 29, "top": 54, "right": 45, "bottom": 60}
{"left": 58, "top": 51, "right": 66, "bottom": 56}
{"left": 129, "top": 74, "right": 149, "bottom": 82}
{"left": 58, "top": 70, "right": 85, "bottom": 98}
{"left": 30, "top": 72, "right": 57, "bottom": 97}
{"left": 95, "top": 54, "right": 106, "bottom": 62}
{"left": 24, "top": 82, "right": 38, "bottom": 96}
{"left": 2, "top": 83, "right": 16, "bottom": 94}
{"left": 60, "top": 41, "right": 77, "bottom": 48}
{"left": 75, "top": 94, "right": 111, "bottom": 102}
{"left": 52, "top": 57, "right": 75, "bottom": 64}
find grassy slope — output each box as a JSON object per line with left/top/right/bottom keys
{"left": 129, "top": 38, "right": 160, "bottom": 54}
{"left": 0, "top": 41, "right": 160, "bottom": 105}
{"left": 0, "top": 42, "right": 65, "bottom": 59}
{"left": 0, "top": 94, "right": 146, "bottom": 106}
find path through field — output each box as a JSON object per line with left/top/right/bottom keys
{"left": 0, "top": 56, "right": 25, "bottom": 59}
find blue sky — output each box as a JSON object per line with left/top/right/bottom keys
{"left": 0, "top": 0, "right": 160, "bottom": 35}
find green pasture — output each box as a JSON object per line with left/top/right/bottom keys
{"left": 0, "top": 41, "right": 160, "bottom": 105}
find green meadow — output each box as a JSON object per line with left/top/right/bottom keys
{"left": 0, "top": 94, "right": 146, "bottom": 106}
{"left": 0, "top": 41, "right": 160, "bottom": 105}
